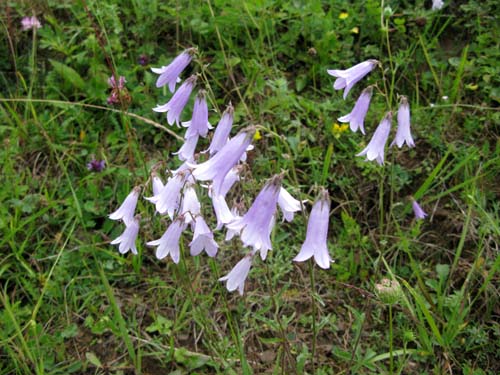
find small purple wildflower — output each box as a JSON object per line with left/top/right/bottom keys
{"left": 109, "top": 186, "right": 140, "bottom": 226}
{"left": 183, "top": 90, "right": 211, "bottom": 139}
{"left": 110, "top": 215, "right": 140, "bottom": 255}
{"left": 412, "top": 199, "right": 428, "bottom": 220}
{"left": 138, "top": 54, "right": 149, "bottom": 66}
{"left": 357, "top": 112, "right": 392, "bottom": 165}
{"left": 153, "top": 75, "right": 197, "bottom": 126}
{"left": 151, "top": 48, "right": 195, "bottom": 92}
{"left": 174, "top": 135, "right": 199, "bottom": 162}
{"left": 147, "top": 218, "right": 187, "bottom": 263}
{"left": 145, "top": 170, "right": 185, "bottom": 218}
{"left": 108, "top": 75, "right": 126, "bottom": 89}
{"left": 107, "top": 92, "right": 119, "bottom": 106}
{"left": 391, "top": 96, "right": 415, "bottom": 148}
{"left": 179, "top": 184, "right": 201, "bottom": 224}
{"left": 327, "top": 60, "right": 378, "bottom": 99}
{"left": 219, "top": 253, "right": 254, "bottom": 295}
{"left": 21, "top": 16, "right": 41, "bottom": 31}
{"left": 191, "top": 127, "right": 255, "bottom": 196}
{"left": 293, "top": 189, "right": 332, "bottom": 269}
{"left": 226, "top": 175, "right": 282, "bottom": 260}
{"left": 207, "top": 103, "right": 234, "bottom": 156}
{"left": 338, "top": 86, "right": 373, "bottom": 134}
{"left": 278, "top": 187, "right": 303, "bottom": 222}
{"left": 190, "top": 216, "right": 218, "bottom": 257}
{"left": 87, "top": 159, "right": 105, "bottom": 172}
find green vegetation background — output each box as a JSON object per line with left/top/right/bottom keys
{"left": 0, "top": 0, "right": 498, "bottom": 374}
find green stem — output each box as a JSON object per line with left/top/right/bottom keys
{"left": 389, "top": 304, "right": 394, "bottom": 375}
{"left": 308, "top": 260, "right": 317, "bottom": 374}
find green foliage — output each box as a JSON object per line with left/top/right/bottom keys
{"left": 1, "top": 0, "right": 498, "bottom": 374}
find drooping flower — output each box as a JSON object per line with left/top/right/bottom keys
{"left": 183, "top": 90, "right": 211, "bottom": 139}
{"left": 356, "top": 112, "right": 392, "bottom": 165}
{"left": 110, "top": 216, "right": 140, "bottom": 255}
{"left": 174, "top": 135, "right": 199, "bottom": 162}
{"left": 145, "top": 171, "right": 185, "bottom": 218}
{"left": 278, "top": 187, "right": 303, "bottom": 222}
{"left": 151, "top": 48, "right": 195, "bottom": 92}
{"left": 87, "top": 159, "right": 106, "bottom": 172}
{"left": 212, "top": 194, "right": 234, "bottom": 230}
{"left": 391, "top": 96, "right": 415, "bottom": 148}
{"left": 226, "top": 175, "right": 282, "bottom": 260}
{"left": 109, "top": 186, "right": 140, "bottom": 226}
{"left": 218, "top": 166, "right": 242, "bottom": 198}
{"left": 412, "top": 199, "right": 428, "bottom": 220}
{"left": 432, "top": 0, "right": 444, "bottom": 10}
{"left": 208, "top": 103, "right": 234, "bottom": 156}
{"left": 179, "top": 184, "right": 201, "bottom": 224}
{"left": 190, "top": 216, "right": 218, "bottom": 257}
{"left": 153, "top": 75, "right": 197, "bottom": 126}
{"left": 21, "top": 16, "right": 41, "bottom": 31}
{"left": 327, "top": 60, "right": 379, "bottom": 99}
{"left": 293, "top": 189, "right": 332, "bottom": 269}
{"left": 151, "top": 174, "right": 165, "bottom": 196}
{"left": 225, "top": 206, "right": 242, "bottom": 241}
{"left": 219, "top": 254, "right": 253, "bottom": 295}
{"left": 147, "top": 219, "right": 187, "bottom": 263}
{"left": 191, "top": 127, "right": 255, "bottom": 196}
{"left": 338, "top": 86, "right": 373, "bottom": 134}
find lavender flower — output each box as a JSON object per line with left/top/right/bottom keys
{"left": 219, "top": 254, "right": 253, "bottom": 295}
{"left": 87, "top": 159, "right": 105, "bottom": 172}
{"left": 356, "top": 112, "right": 392, "bottom": 165}
{"left": 226, "top": 175, "right": 282, "bottom": 260}
{"left": 278, "top": 187, "right": 303, "bottom": 222}
{"left": 217, "top": 166, "right": 241, "bottom": 198}
{"left": 109, "top": 186, "right": 140, "bottom": 226}
{"left": 190, "top": 216, "right": 218, "bottom": 257}
{"left": 391, "top": 96, "right": 415, "bottom": 148}
{"left": 212, "top": 194, "right": 234, "bottom": 230}
{"left": 225, "top": 207, "right": 242, "bottom": 241}
{"left": 151, "top": 174, "right": 165, "bottom": 196}
{"left": 208, "top": 103, "right": 234, "bottom": 156}
{"left": 147, "top": 219, "right": 187, "bottom": 263}
{"left": 138, "top": 54, "right": 149, "bottom": 66}
{"left": 183, "top": 90, "right": 211, "bottom": 139}
{"left": 110, "top": 216, "right": 140, "bottom": 255}
{"left": 293, "top": 189, "right": 332, "bottom": 269}
{"left": 338, "top": 86, "right": 373, "bottom": 134}
{"left": 432, "top": 0, "right": 444, "bottom": 10}
{"left": 412, "top": 199, "right": 428, "bottom": 220}
{"left": 151, "top": 48, "right": 195, "bottom": 92}
{"left": 191, "top": 127, "right": 255, "bottom": 196}
{"left": 145, "top": 172, "right": 185, "bottom": 218}
{"left": 174, "top": 135, "right": 199, "bottom": 161}
{"left": 21, "top": 16, "right": 41, "bottom": 31}
{"left": 327, "top": 60, "right": 378, "bottom": 99}
{"left": 179, "top": 184, "right": 201, "bottom": 224}
{"left": 153, "top": 75, "right": 197, "bottom": 126}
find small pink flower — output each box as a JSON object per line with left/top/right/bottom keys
{"left": 21, "top": 16, "right": 41, "bottom": 31}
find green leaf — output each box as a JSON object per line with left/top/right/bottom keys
{"left": 49, "top": 59, "right": 85, "bottom": 90}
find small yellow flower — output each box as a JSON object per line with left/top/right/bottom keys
{"left": 79, "top": 130, "right": 86, "bottom": 141}
{"left": 332, "top": 123, "right": 348, "bottom": 138}
{"left": 339, "top": 12, "right": 349, "bottom": 20}
{"left": 253, "top": 129, "right": 262, "bottom": 141}
{"left": 350, "top": 26, "right": 359, "bottom": 34}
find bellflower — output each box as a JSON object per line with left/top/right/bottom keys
{"left": 179, "top": 184, "right": 201, "bottom": 224}
{"left": 225, "top": 207, "right": 242, "bottom": 241}
{"left": 278, "top": 187, "right": 303, "bottom": 222}
{"left": 147, "top": 219, "right": 187, "bottom": 263}
{"left": 145, "top": 171, "right": 185, "bottom": 218}
{"left": 338, "top": 86, "right": 373, "bottom": 134}
{"left": 293, "top": 189, "right": 332, "bottom": 269}
{"left": 391, "top": 96, "right": 415, "bottom": 148}
{"left": 432, "top": 0, "right": 444, "bottom": 10}
{"left": 219, "top": 166, "right": 241, "bottom": 198}
{"left": 151, "top": 48, "right": 195, "bottom": 92}
{"left": 357, "top": 112, "right": 392, "bottom": 165}
{"left": 219, "top": 254, "right": 253, "bottom": 295}
{"left": 327, "top": 59, "right": 378, "bottom": 99}
{"left": 212, "top": 194, "right": 234, "bottom": 230}
{"left": 190, "top": 216, "right": 218, "bottom": 257}
{"left": 153, "top": 75, "right": 197, "bottom": 126}
{"left": 110, "top": 216, "right": 140, "bottom": 255}
{"left": 174, "top": 135, "right": 199, "bottom": 161}
{"left": 207, "top": 103, "right": 234, "bottom": 155}
{"left": 183, "top": 90, "right": 211, "bottom": 139}
{"left": 109, "top": 186, "right": 140, "bottom": 226}
{"left": 191, "top": 127, "right": 255, "bottom": 196}
{"left": 226, "top": 175, "right": 282, "bottom": 260}
{"left": 412, "top": 199, "right": 428, "bottom": 220}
